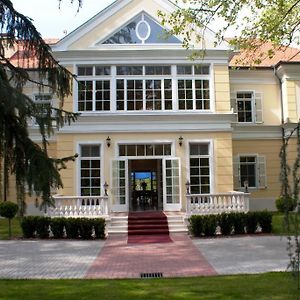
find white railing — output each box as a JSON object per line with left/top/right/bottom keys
{"left": 186, "top": 192, "right": 249, "bottom": 215}
{"left": 48, "top": 195, "right": 109, "bottom": 217}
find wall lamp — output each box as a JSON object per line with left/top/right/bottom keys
{"left": 106, "top": 136, "right": 111, "bottom": 148}
{"left": 179, "top": 136, "right": 183, "bottom": 147}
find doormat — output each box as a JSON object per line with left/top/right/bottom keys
{"left": 128, "top": 234, "right": 172, "bottom": 244}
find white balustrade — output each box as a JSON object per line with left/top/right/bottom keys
{"left": 186, "top": 192, "right": 249, "bottom": 215}
{"left": 48, "top": 195, "right": 109, "bottom": 217}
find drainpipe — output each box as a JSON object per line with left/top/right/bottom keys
{"left": 274, "top": 66, "right": 289, "bottom": 199}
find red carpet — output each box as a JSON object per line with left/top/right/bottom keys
{"left": 127, "top": 211, "right": 172, "bottom": 244}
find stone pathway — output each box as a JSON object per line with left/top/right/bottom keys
{"left": 0, "top": 240, "right": 104, "bottom": 279}
{"left": 86, "top": 233, "right": 216, "bottom": 279}
{"left": 0, "top": 235, "right": 290, "bottom": 279}
{"left": 192, "top": 235, "right": 289, "bottom": 274}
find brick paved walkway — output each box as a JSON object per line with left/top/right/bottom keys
{"left": 86, "top": 233, "right": 217, "bottom": 278}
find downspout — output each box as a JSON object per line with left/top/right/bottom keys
{"left": 274, "top": 65, "right": 289, "bottom": 199}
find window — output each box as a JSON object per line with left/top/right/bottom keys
{"left": 119, "top": 144, "right": 172, "bottom": 157}
{"left": 33, "top": 94, "right": 53, "bottom": 124}
{"left": 189, "top": 144, "right": 210, "bottom": 194}
{"left": 77, "top": 66, "right": 111, "bottom": 112}
{"left": 80, "top": 145, "right": 101, "bottom": 196}
{"left": 233, "top": 155, "right": 267, "bottom": 190}
{"left": 177, "top": 65, "right": 210, "bottom": 110}
{"left": 231, "top": 91, "right": 263, "bottom": 123}
{"left": 116, "top": 66, "right": 173, "bottom": 111}
{"left": 101, "top": 13, "right": 181, "bottom": 45}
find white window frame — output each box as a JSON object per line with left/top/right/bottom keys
{"left": 186, "top": 139, "right": 214, "bottom": 195}
{"left": 76, "top": 142, "right": 104, "bottom": 196}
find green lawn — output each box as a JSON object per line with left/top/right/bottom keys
{"left": 0, "top": 272, "right": 297, "bottom": 300}
{"left": 271, "top": 212, "right": 300, "bottom": 235}
{"left": 0, "top": 217, "right": 22, "bottom": 240}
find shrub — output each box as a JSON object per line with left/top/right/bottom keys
{"left": 35, "top": 216, "right": 51, "bottom": 238}
{"left": 93, "top": 218, "right": 106, "bottom": 239}
{"left": 203, "top": 215, "right": 217, "bottom": 236}
{"left": 0, "top": 201, "right": 19, "bottom": 239}
{"left": 246, "top": 212, "right": 258, "bottom": 234}
{"left": 65, "top": 218, "right": 80, "bottom": 239}
{"left": 218, "top": 213, "right": 234, "bottom": 235}
{"left": 188, "top": 215, "right": 204, "bottom": 237}
{"left": 257, "top": 211, "right": 272, "bottom": 233}
{"left": 21, "top": 216, "right": 38, "bottom": 238}
{"left": 0, "top": 201, "right": 18, "bottom": 219}
{"left": 50, "top": 218, "right": 66, "bottom": 239}
{"left": 276, "top": 196, "right": 296, "bottom": 213}
{"left": 78, "top": 218, "right": 94, "bottom": 239}
{"left": 232, "top": 213, "right": 246, "bottom": 234}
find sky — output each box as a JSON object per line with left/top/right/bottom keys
{"left": 12, "top": 0, "right": 116, "bottom": 38}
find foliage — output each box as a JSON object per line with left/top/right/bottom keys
{"left": 218, "top": 212, "right": 234, "bottom": 235}
{"left": 20, "top": 216, "right": 106, "bottom": 239}
{"left": 189, "top": 212, "right": 272, "bottom": 237}
{"left": 20, "top": 216, "right": 38, "bottom": 238}
{"left": 49, "top": 218, "right": 66, "bottom": 239}
{"left": 257, "top": 211, "right": 273, "bottom": 233}
{"left": 0, "top": 273, "right": 296, "bottom": 300}
{"left": 36, "top": 216, "right": 51, "bottom": 238}
{"left": 78, "top": 218, "right": 94, "bottom": 240}
{"left": 188, "top": 215, "right": 204, "bottom": 237}
{"left": 0, "top": 200, "right": 18, "bottom": 238}
{"left": 64, "top": 218, "right": 80, "bottom": 239}
{"left": 276, "top": 196, "right": 296, "bottom": 213}
{"left": 158, "top": 0, "right": 300, "bottom": 64}
{"left": 245, "top": 212, "right": 258, "bottom": 234}
{"left": 232, "top": 212, "right": 246, "bottom": 234}
{"left": 202, "top": 215, "right": 217, "bottom": 236}
{"left": 0, "top": 0, "right": 79, "bottom": 214}
{"left": 93, "top": 218, "right": 106, "bottom": 239}
{"left": 0, "top": 201, "right": 18, "bottom": 219}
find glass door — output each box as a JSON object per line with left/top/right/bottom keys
{"left": 163, "top": 158, "right": 181, "bottom": 211}
{"left": 111, "top": 159, "right": 128, "bottom": 212}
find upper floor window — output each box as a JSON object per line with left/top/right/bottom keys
{"left": 231, "top": 91, "right": 263, "bottom": 123}
{"left": 76, "top": 64, "right": 211, "bottom": 113}
{"left": 177, "top": 65, "right": 210, "bottom": 111}
{"left": 77, "top": 66, "right": 111, "bottom": 112}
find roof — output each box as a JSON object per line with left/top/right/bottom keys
{"left": 7, "top": 38, "right": 59, "bottom": 69}
{"left": 229, "top": 41, "right": 300, "bottom": 68}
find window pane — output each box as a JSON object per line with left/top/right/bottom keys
{"left": 78, "top": 66, "right": 93, "bottom": 76}
{"left": 177, "top": 65, "right": 192, "bottom": 75}
{"left": 95, "top": 66, "right": 111, "bottom": 75}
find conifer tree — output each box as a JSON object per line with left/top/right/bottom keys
{"left": 0, "top": 0, "right": 79, "bottom": 214}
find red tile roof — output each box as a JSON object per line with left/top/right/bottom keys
{"left": 230, "top": 41, "right": 300, "bottom": 67}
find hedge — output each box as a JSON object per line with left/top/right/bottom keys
{"left": 188, "top": 211, "right": 272, "bottom": 237}
{"left": 21, "top": 216, "right": 106, "bottom": 239}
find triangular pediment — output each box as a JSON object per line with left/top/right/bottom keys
{"left": 52, "top": 0, "right": 230, "bottom": 52}
{"left": 99, "top": 12, "right": 181, "bottom": 45}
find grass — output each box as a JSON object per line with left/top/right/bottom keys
{"left": 0, "top": 217, "right": 22, "bottom": 240}
{"left": 0, "top": 272, "right": 297, "bottom": 300}
{"left": 271, "top": 212, "right": 300, "bottom": 235}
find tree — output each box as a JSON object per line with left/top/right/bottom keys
{"left": 159, "top": 0, "right": 300, "bottom": 64}
{"left": 0, "top": 201, "right": 18, "bottom": 239}
{"left": 0, "top": 0, "right": 80, "bottom": 215}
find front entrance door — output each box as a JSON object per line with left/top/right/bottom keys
{"left": 129, "top": 159, "right": 162, "bottom": 211}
